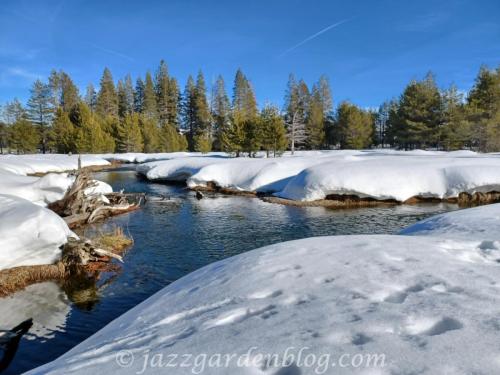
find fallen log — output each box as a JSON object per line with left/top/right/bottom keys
{"left": 0, "top": 229, "right": 133, "bottom": 297}
{"left": 49, "top": 169, "right": 144, "bottom": 228}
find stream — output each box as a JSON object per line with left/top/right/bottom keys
{"left": 1, "top": 166, "right": 460, "bottom": 374}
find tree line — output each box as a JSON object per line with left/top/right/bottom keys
{"left": 1, "top": 61, "right": 499, "bottom": 155}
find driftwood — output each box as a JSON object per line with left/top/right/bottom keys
{"left": 49, "top": 169, "right": 144, "bottom": 228}
{"left": 0, "top": 231, "right": 133, "bottom": 298}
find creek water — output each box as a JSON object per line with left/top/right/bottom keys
{"left": 2, "top": 167, "right": 459, "bottom": 374}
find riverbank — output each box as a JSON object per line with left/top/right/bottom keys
{"left": 136, "top": 150, "right": 500, "bottom": 208}
{"left": 0, "top": 155, "right": 139, "bottom": 297}
{"left": 29, "top": 201, "right": 500, "bottom": 375}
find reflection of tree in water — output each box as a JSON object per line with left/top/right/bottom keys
{"left": 60, "top": 265, "right": 121, "bottom": 311}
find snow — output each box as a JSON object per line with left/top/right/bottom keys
{"left": 0, "top": 154, "right": 109, "bottom": 175}
{"left": 0, "top": 195, "right": 75, "bottom": 271}
{"left": 137, "top": 150, "right": 500, "bottom": 201}
{"left": 0, "top": 169, "right": 73, "bottom": 205}
{"left": 400, "top": 202, "right": 500, "bottom": 240}
{"left": 97, "top": 152, "right": 227, "bottom": 164}
{"left": 0, "top": 154, "right": 112, "bottom": 270}
{"left": 29, "top": 203, "right": 500, "bottom": 375}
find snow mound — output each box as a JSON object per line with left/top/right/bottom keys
{"left": 0, "top": 195, "right": 75, "bottom": 271}
{"left": 138, "top": 153, "right": 340, "bottom": 192}
{"left": 0, "top": 154, "right": 109, "bottom": 175}
{"left": 137, "top": 150, "right": 500, "bottom": 201}
{"left": 401, "top": 202, "right": 500, "bottom": 240}
{"left": 98, "top": 152, "right": 228, "bottom": 164}
{"left": 277, "top": 156, "right": 500, "bottom": 201}
{"left": 29, "top": 204, "right": 500, "bottom": 375}
{"left": 0, "top": 169, "right": 73, "bottom": 205}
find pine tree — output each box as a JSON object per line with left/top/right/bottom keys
{"left": 84, "top": 84, "right": 97, "bottom": 112}
{"left": 117, "top": 76, "right": 135, "bottom": 118}
{"left": 193, "top": 71, "right": 212, "bottom": 152}
{"left": 142, "top": 71, "right": 158, "bottom": 121}
{"left": 155, "top": 60, "right": 170, "bottom": 126}
{"left": 50, "top": 108, "right": 76, "bottom": 153}
{"left": 141, "top": 116, "right": 161, "bottom": 152}
{"left": 211, "top": 75, "right": 231, "bottom": 151}
{"left": 59, "top": 71, "right": 80, "bottom": 112}
{"left": 116, "top": 113, "right": 144, "bottom": 152}
{"left": 27, "top": 79, "right": 53, "bottom": 153}
{"left": 260, "top": 104, "right": 287, "bottom": 157}
{"left": 72, "top": 102, "right": 115, "bottom": 153}
{"left": 167, "top": 78, "right": 180, "bottom": 128}
{"left": 284, "top": 75, "right": 308, "bottom": 153}
{"left": 3, "top": 99, "right": 26, "bottom": 124}
{"left": 182, "top": 75, "right": 197, "bottom": 150}
{"left": 441, "top": 85, "right": 470, "bottom": 150}
{"left": 307, "top": 85, "right": 325, "bottom": 149}
{"left": 49, "top": 71, "right": 79, "bottom": 113}
{"left": 134, "top": 78, "right": 145, "bottom": 113}
{"left": 336, "top": 101, "right": 374, "bottom": 149}
{"left": 395, "top": 72, "right": 442, "bottom": 149}
{"left": 9, "top": 118, "right": 40, "bottom": 153}
{"left": 96, "top": 68, "right": 118, "bottom": 118}
{"left": 0, "top": 121, "right": 7, "bottom": 153}
{"left": 467, "top": 66, "right": 500, "bottom": 151}
{"left": 228, "top": 69, "right": 259, "bottom": 156}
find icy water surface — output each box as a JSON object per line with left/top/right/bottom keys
{"left": 3, "top": 167, "right": 460, "bottom": 374}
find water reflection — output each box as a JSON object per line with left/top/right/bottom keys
{"left": 0, "top": 282, "right": 69, "bottom": 341}
{"left": 2, "top": 169, "right": 460, "bottom": 374}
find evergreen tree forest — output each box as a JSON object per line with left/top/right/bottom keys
{"left": 1, "top": 62, "right": 500, "bottom": 155}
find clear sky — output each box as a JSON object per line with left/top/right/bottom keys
{"left": 1, "top": 0, "right": 499, "bottom": 109}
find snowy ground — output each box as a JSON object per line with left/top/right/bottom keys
{"left": 0, "top": 154, "right": 112, "bottom": 270}
{"left": 137, "top": 150, "right": 500, "bottom": 202}
{"left": 28, "top": 203, "right": 500, "bottom": 375}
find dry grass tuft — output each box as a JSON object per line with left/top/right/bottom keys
{"left": 92, "top": 227, "right": 134, "bottom": 253}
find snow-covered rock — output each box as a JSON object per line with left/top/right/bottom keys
{"left": 29, "top": 203, "right": 500, "bottom": 375}
{"left": 0, "top": 195, "right": 75, "bottom": 271}
{"left": 137, "top": 150, "right": 500, "bottom": 201}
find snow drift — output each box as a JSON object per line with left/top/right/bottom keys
{"left": 0, "top": 195, "right": 75, "bottom": 271}
{"left": 0, "top": 154, "right": 109, "bottom": 175}
{"left": 29, "top": 203, "right": 500, "bottom": 375}
{"left": 0, "top": 154, "right": 112, "bottom": 270}
{"left": 138, "top": 150, "right": 500, "bottom": 202}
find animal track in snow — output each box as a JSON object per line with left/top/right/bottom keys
{"left": 404, "top": 316, "right": 463, "bottom": 336}
{"left": 203, "top": 304, "right": 276, "bottom": 329}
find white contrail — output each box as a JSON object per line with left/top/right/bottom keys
{"left": 90, "top": 44, "right": 135, "bottom": 62}
{"left": 279, "top": 18, "right": 353, "bottom": 57}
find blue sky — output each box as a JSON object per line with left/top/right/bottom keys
{"left": 1, "top": 0, "right": 499, "bottom": 109}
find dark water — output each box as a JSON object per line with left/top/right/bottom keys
{"left": 4, "top": 168, "right": 459, "bottom": 374}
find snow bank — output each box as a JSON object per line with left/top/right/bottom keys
{"left": 401, "top": 202, "right": 500, "bottom": 240}
{"left": 138, "top": 153, "right": 339, "bottom": 192}
{"left": 0, "top": 169, "right": 73, "bottom": 205}
{"left": 30, "top": 204, "right": 500, "bottom": 375}
{"left": 0, "top": 155, "right": 112, "bottom": 270}
{"left": 138, "top": 150, "right": 500, "bottom": 201}
{"left": 0, "top": 154, "right": 109, "bottom": 175}
{"left": 98, "top": 152, "right": 227, "bottom": 164}
{"left": 278, "top": 154, "right": 500, "bottom": 201}
{"left": 0, "top": 195, "right": 75, "bottom": 271}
